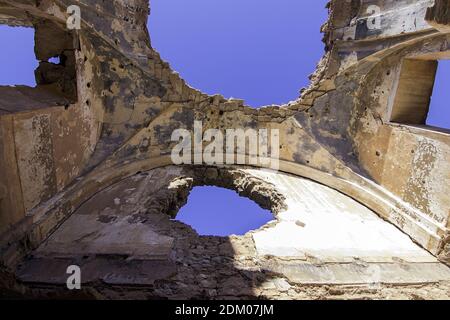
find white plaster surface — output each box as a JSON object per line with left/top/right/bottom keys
{"left": 249, "top": 169, "right": 437, "bottom": 263}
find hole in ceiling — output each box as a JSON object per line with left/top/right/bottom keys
{"left": 175, "top": 186, "right": 274, "bottom": 236}
{"left": 148, "top": 0, "right": 329, "bottom": 107}
{"left": 0, "top": 25, "right": 38, "bottom": 86}
{"left": 427, "top": 60, "right": 450, "bottom": 130}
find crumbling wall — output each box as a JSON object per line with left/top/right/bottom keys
{"left": 0, "top": 5, "right": 98, "bottom": 234}
{"left": 0, "top": 0, "right": 449, "bottom": 297}
{"left": 8, "top": 166, "right": 450, "bottom": 300}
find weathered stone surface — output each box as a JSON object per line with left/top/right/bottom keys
{"left": 0, "top": 0, "right": 450, "bottom": 299}
{"left": 8, "top": 167, "right": 450, "bottom": 299}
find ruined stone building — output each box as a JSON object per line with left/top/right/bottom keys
{"left": 0, "top": 0, "right": 450, "bottom": 299}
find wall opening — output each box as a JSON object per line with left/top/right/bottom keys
{"left": 0, "top": 25, "right": 38, "bottom": 86}
{"left": 147, "top": 0, "right": 328, "bottom": 107}
{"left": 175, "top": 186, "right": 274, "bottom": 236}
{"left": 0, "top": 20, "right": 78, "bottom": 114}
{"left": 390, "top": 57, "right": 450, "bottom": 132}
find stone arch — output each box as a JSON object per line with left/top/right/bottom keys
{"left": 2, "top": 156, "right": 444, "bottom": 266}
{"left": 12, "top": 164, "right": 450, "bottom": 299}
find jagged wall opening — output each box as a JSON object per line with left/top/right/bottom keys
{"left": 175, "top": 186, "right": 275, "bottom": 236}
{"left": 0, "top": 18, "right": 79, "bottom": 114}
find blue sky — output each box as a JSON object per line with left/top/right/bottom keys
{"left": 176, "top": 186, "right": 274, "bottom": 236}
{"left": 148, "top": 0, "right": 328, "bottom": 234}
{"left": 428, "top": 60, "right": 450, "bottom": 129}
{"left": 0, "top": 26, "right": 38, "bottom": 86}
{"left": 148, "top": 0, "right": 329, "bottom": 107}
{"left": 1, "top": 1, "right": 448, "bottom": 236}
